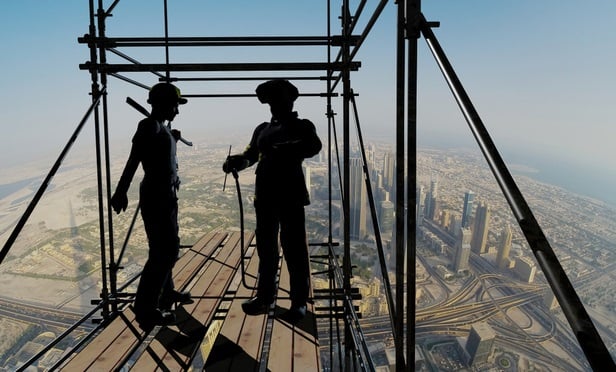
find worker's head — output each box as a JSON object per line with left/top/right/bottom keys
{"left": 148, "top": 83, "right": 187, "bottom": 121}
{"left": 256, "top": 79, "right": 298, "bottom": 118}
{"left": 148, "top": 82, "right": 187, "bottom": 106}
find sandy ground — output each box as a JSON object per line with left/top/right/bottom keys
{"left": 0, "top": 156, "right": 114, "bottom": 312}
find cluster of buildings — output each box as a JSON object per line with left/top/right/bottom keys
{"left": 303, "top": 145, "right": 600, "bottom": 370}
{"left": 305, "top": 145, "right": 537, "bottom": 287}
{"left": 303, "top": 145, "right": 396, "bottom": 244}
{"left": 418, "top": 181, "right": 537, "bottom": 284}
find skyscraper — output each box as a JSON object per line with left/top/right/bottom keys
{"left": 514, "top": 256, "right": 537, "bottom": 283}
{"left": 461, "top": 190, "right": 475, "bottom": 228}
{"left": 423, "top": 191, "right": 432, "bottom": 220}
{"left": 383, "top": 152, "right": 394, "bottom": 191}
{"left": 416, "top": 185, "right": 425, "bottom": 227}
{"left": 440, "top": 210, "right": 451, "bottom": 230}
{"left": 453, "top": 227, "right": 471, "bottom": 273}
{"left": 448, "top": 214, "right": 462, "bottom": 237}
{"left": 496, "top": 224, "right": 512, "bottom": 269}
{"left": 379, "top": 199, "right": 394, "bottom": 237}
{"left": 350, "top": 158, "right": 368, "bottom": 239}
{"left": 367, "top": 144, "right": 376, "bottom": 174}
{"left": 471, "top": 202, "right": 490, "bottom": 254}
{"left": 425, "top": 179, "right": 438, "bottom": 220}
{"left": 465, "top": 322, "right": 495, "bottom": 365}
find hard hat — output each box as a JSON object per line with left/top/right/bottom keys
{"left": 147, "top": 83, "right": 188, "bottom": 105}
{"left": 255, "top": 79, "right": 299, "bottom": 104}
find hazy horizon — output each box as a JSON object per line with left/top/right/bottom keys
{"left": 2, "top": 130, "right": 615, "bottom": 214}
{"left": 2, "top": 1, "right": 616, "bottom": 190}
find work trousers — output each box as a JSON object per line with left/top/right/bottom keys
{"left": 254, "top": 200, "right": 310, "bottom": 307}
{"left": 134, "top": 191, "right": 179, "bottom": 317}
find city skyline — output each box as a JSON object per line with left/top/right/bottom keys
{"left": 296, "top": 142, "right": 615, "bottom": 370}
{"left": 1, "top": 140, "right": 616, "bottom": 369}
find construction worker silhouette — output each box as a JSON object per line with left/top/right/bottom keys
{"left": 111, "top": 83, "right": 191, "bottom": 332}
{"left": 223, "top": 79, "right": 322, "bottom": 321}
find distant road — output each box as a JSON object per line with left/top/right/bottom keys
{"left": 0, "top": 296, "right": 96, "bottom": 331}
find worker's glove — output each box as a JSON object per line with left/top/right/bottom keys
{"left": 223, "top": 154, "right": 249, "bottom": 174}
{"left": 110, "top": 191, "right": 128, "bottom": 214}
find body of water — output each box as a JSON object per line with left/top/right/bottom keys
{"left": 414, "top": 132, "right": 616, "bottom": 209}
{"left": 504, "top": 152, "right": 616, "bottom": 209}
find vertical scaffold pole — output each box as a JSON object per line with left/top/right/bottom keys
{"left": 97, "top": 0, "right": 118, "bottom": 313}
{"left": 325, "top": 0, "right": 339, "bottom": 367}
{"left": 89, "top": 0, "right": 110, "bottom": 319}
{"left": 341, "top": 1, "right": 353, "bottom": 369}
{"left": 395, "top": 1, "right": 408, "bottom": 370}
{"left": 406, "top": 1, "right": 421, "bottom": 369}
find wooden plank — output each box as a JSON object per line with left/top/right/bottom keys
{"left": 133, "top": 232, "right": 247, "bottom": 370}
{"left": 61, "top": 231, "right": 227, "bottom": 370}
{"left": 130, "top": 231, "right": 254, "bottom": 371}
{"left": 172, "top": 231, "right": 229, "bottom": 289}
{"left": 268, "top": 262, "right": 294, "bottom": 372}
{"left": 268, "top": 257, "right": 320, "bottom": 372}
{"left": 128, "top": 232, "right": 244, "bottom": 370}
{"left": 60, "top": 308, "right": 138, "bottom": 370}
{"left": 226, "top": 253, "right": 268, "bottom": 371}
{"left": 205, "top": 252, "right": 320, "bottom": 372}
{"left": 203, "top": 249, "right": 267, "bottom": 372}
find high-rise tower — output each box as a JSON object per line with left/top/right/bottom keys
{"left": 465, "top": 322, "right": 496, "bottom": 365}
{"left": 496, "top": 224, "right": 512, "bottom": 269}
{"left": 453, "top": 227, "right": 472, "bottom": 272}
{"left": 461, "top": 190, "right": 474, "bottom": 228}
{"left": 383, "top": 152, "right": 394, "bottom": 191}
{"left": 425, "top": 179, "right": 439, "bottom": 220}
{"left": 350, "top": 158, "right": 368, "bottom": 239}
{"left": 379, "top": 198, "right": 394, "bottom": 238}
{"left": 471, "top": 202, "right": 490, "bottom": 254}
{"left": 416, "top": 185, "right": 425, "bottom": 226}
{"left": 429, "top": 179, "right": 438, "bottom": 198}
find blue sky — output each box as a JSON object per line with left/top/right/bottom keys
{"left": 1, "top": 1, "right": 615, "bottom": 202}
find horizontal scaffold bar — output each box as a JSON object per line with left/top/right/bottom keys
{"left": 181, "top": 93, "right": 338, "bottom": 99}
{"left": 78, "top": 35, "right": 361, "bottom": 47}
{"left": 79, "top": 62, "right": 361, "bottom": 73}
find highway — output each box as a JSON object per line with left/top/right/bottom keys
{"left": 0, "top": 296, "right": 96, "bottom": 331}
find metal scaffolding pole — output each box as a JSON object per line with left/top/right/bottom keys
{"left": 89, "top": 0, "right": 111, "bottom": 320}
{"left": 406, "top": 1, "right": 421, "bottom": 369}
{"left": 394, "top": 1, "right": 407, "bottom": 370}
{"left": 97, "top": 0, "right": 118, "bottom": 313}
{"left": 341, "top": 2, "right": 353, "bottom": 370}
